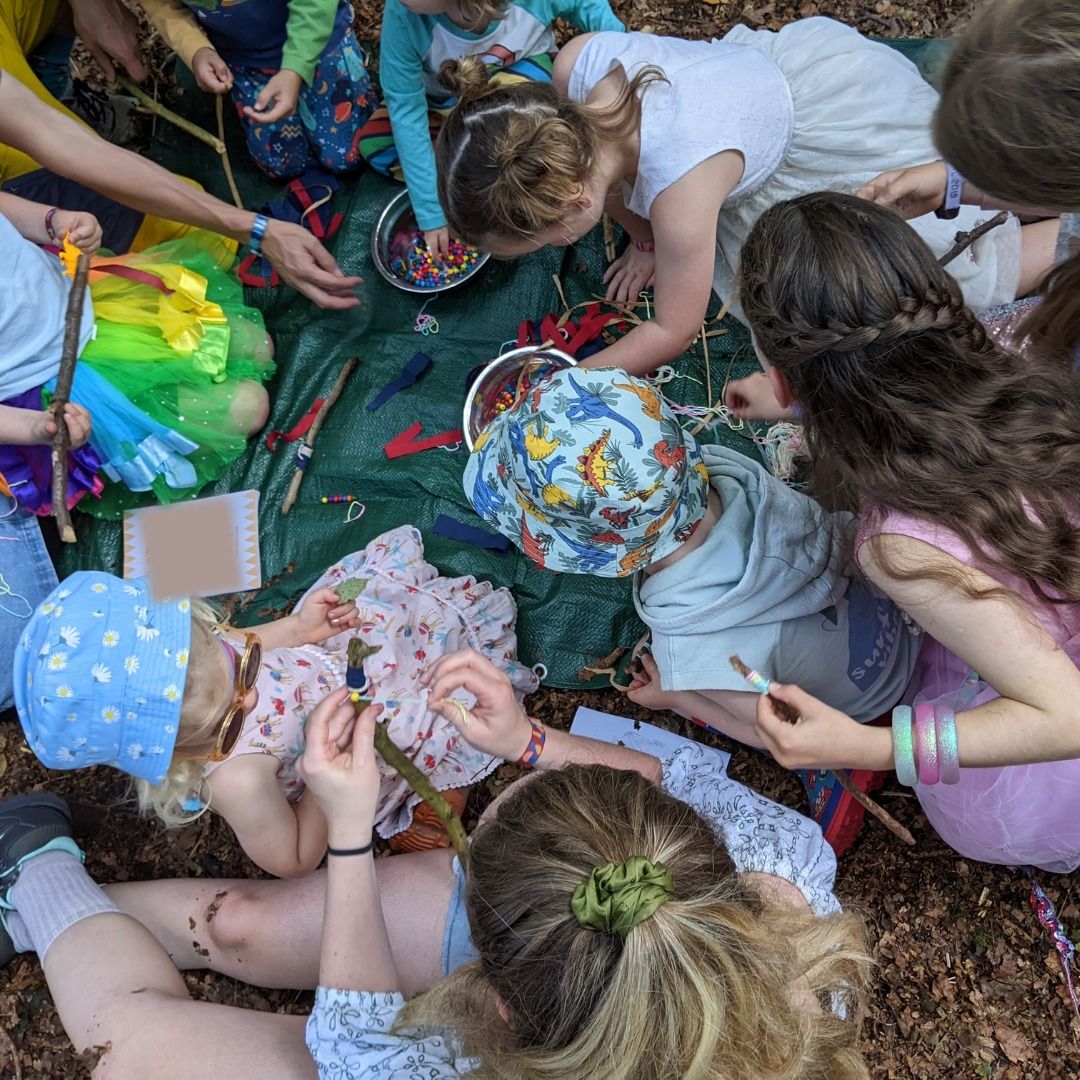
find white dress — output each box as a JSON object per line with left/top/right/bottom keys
{"left": 567, "top": 21, "right": 1021, "bottom": 320}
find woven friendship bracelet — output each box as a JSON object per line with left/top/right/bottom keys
{"left": 518, "top": 720, "right": 546, "bottom": 768}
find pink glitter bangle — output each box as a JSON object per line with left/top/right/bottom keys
{"left": 934, "top": 704, "right": 960, "bottom": 784}
{"left": 914, "top": 702, "right": 940, "bottom": 785}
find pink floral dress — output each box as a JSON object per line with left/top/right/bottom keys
{"left": 204, "top": 525, "right": 538, "bottom": 838}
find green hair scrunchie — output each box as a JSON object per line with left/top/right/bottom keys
{"left": 570, "top": 856, "right": 674, "bottom": 937}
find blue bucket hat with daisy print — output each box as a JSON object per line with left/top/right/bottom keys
{"left": 463, "top": 366, "right": 710, "bottom": 577}
{"left": 13, "top": 572, "right": 193, "bottom": 785}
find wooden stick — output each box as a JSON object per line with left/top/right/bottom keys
{"left": 938, "top": 211, "right": 1009, "bottom": 269}
{"left": 51, "top": 253, "right": 90, "bottom": 543}
{"left": 729, "top": 656, "right": 915, "bottom": 845}
{"left": 602, "top": 214, "right": 616, "bottom": 263}
{"left": 119, "top": 77, "right": 226, "bottom": 153}
{"left": 281, "top": 358, "right": 357, "bottom": 516}
{"left": 347, "top": 638, "right": 470, "bottom": 867}
{"left": 215, "top": 95, "right": 245, "bottom": 210}
{"left": 833, "top": 770, "right": 916, "bottom": 846}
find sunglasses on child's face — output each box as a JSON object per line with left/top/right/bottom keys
{"left": 211, "top": 633, "right": 262, "bottom": 761}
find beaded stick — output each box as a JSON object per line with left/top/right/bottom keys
{"left": 729, "top": 655, "right": 916, "bottom": 846}
{"left": 281, "top": 357, "right": 357, "bottom": 516}
{"left": 729, "top": 654, "right": 800, "bottom": 723}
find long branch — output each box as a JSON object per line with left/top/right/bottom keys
{"left": 347, "top": 638, "right": 470, "bottom": 867}
{"left": 51, "top": 253, "right": 90, "bottom": 543}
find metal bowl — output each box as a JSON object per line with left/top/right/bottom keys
{"left": 463, "top": 346, "right": 576, "bottom": 450}
{"left": 370, "top": 189, "right": 490, "bottom": 295}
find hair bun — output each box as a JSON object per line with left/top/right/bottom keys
{"left": 437, "top": 56, "right": 492, "bottom": 103}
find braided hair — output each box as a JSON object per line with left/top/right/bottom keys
{"left": 434, "top": 55, "right": 663, "bottom": 243}
{"left": 739, "top": 191, "right": 1080, "bottom": 605}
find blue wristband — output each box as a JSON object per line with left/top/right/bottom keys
{"left": 249, "top": 214, "right": 269, "bottom": 254}
{"left": 935, "top": 165, "right": 965, "bottom": 221}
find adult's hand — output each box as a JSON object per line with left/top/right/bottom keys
{"left": 69, "top": 0, "right": 148, "bottom": 83}
{"left": 299, "top": 688, "right": 383, "bottom": 841}
{"left": 425, "top": 649, "right": 533, "bottom": 762}
{"left": 261, "top": 219, "right": 362, "bottom": 309}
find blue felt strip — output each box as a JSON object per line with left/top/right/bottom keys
{"left": 433, "top": 514, "right": 511, "bottom": 554}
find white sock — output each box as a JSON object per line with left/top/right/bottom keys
{"left": 8, "top": 850, "right": 118, "bottom": 961}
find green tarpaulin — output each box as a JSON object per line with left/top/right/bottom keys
{"left": 61, "top": 38, "right": 943, "bottom": 687}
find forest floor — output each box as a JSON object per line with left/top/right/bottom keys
{"left": 4, "top": 2, "right": 1080, "bottom": 1078}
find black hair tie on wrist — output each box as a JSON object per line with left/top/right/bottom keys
{"left": 327, "top": 839, "right": 374, "bottom": 857}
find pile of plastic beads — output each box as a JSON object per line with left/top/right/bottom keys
{"left": 391, "top": 229, "right": 481, "bottom": 288}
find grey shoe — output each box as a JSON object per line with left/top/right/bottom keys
{"left": 0, "top": 793, "right": 74, "bottom": 903}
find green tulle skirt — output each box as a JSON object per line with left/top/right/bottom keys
{"left": 75, "top": 231, "right": 274, "bottom": 519}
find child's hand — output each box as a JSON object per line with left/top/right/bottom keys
{"left": 192, "top": 47, "right": 233, "bottom": 94}
{"left": 291, "top": 587, "right": 359, "bottom": 644}
{"left": 52, "top": 210, "right": 102, "bottom": 254}
{"left": 753, "top": 682, "right": 888, "bottom": 771}
{"left": 424, "top": 227, "right": 451, "bottom": 263}
{"left": 724, "top": 373, "right": 790, "bottom": 422}
{"left": 424, "top": 649, "right": 533, "bottom": 761}
{"left": 857, "top": 161, "right": 948, "bottom": 220}
{"left": 603, "top": 244, "right": 655, "bottom": 304}
{"left": 31, "top": 403, "right": 93, "bottom": 448}
{"left": 299, "top": 687, "right": 383, "bottom": 834}
{"left": 627, "top": 652, "right": 676, "bottom": 713}
{"left": 242, "top": 69, "right": 302, "bottom": 124}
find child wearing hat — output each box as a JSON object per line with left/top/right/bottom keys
{"left": 13, "top": 526, "right": 537, "bottom": 877}
{"left": 464, "top": 367, "right": 921, "bottom": 749}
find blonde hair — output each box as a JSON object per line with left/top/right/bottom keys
{"left": 935, "top": 0, "right": 1080, "bottom": 364}
{"left": 399, "top": 765, "right": 872, "bottom": 1080}
{"left": 455, "top": 0, "right": 510, "bottom": 32}
{"left": 435, "top": 55, "right": 664, "bottom": 243}
{"left": 133, "top": 599, "right": 234, "bottom": 827}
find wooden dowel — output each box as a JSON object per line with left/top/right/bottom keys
{"left": 215, "top": 94, "right": 244, "bottom": 210}
{"left": 51, "top": 254, "right": 90, "bottom": 543}
{"left": 281, "top": 358, "right": 358, "bottom": 516}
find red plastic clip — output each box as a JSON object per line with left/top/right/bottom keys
{"left": 384, "top": 422, "right": 464, "bottom": 459}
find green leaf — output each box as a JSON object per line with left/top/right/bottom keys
{"left": 335, "top": 577, "right": 368, "bottom": 603}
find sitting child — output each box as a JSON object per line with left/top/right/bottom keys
{"left": 13, "top": 525, "right": 538, "bottom": 878}
{"left": 464, "top": 367, "right": 921, "bottom": 746}
{"left": 141, "top": 0, "right": 377, "bottom": 179}
{"left": 357, "top": 0, "right": 622, "bottom": 260}
{"left": 0, "top": 194, "right": 274, "bottom": 519}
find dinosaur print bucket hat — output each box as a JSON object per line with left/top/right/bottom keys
{"left": 463, "top": 366, "right": 710, "bottom": 577}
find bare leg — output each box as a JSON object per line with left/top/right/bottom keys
{"left": 1017, "top": 218, "right": 1062, "bottom": 296}
{"left": 41, "top": 912, "right": 315, "bottom": 1079}
{"left": 105, "top": 848, "right": 457, "bottom": 996}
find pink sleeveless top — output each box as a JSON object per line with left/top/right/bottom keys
{"left": 856, "top": 508, "right": 1080, "bottom": 873}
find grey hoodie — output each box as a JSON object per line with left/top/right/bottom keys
{"left": 635, "top": 445, "right": 920, "bottom": 723}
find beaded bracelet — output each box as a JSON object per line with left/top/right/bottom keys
{"left": 914, "top": 702, "right": 940, "bottom": 785}
{"left": 518, "top": 720, "right": 546, "bottom": 768}
{"left": 249, "top": 213, "right": 269, "bottom": 255}
{"left": 891, "top": 705, "right": 917, "bottom": 787}
{"left": 934, "top": 704, "right": 960, "bottom": 785}
{"left": 45, "top": 207, "right": 59, "bottom": 243}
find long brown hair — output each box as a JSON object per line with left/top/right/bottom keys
{"left": 400, "top": 764, "right": 871, "bottom": 1080}
{"left": 934, "top": 0, "right": 1080, "bottom": 365}
{"left": 739, "top": 191, "right": 1080, "bottom": 605}
{"left": 434, "top": 55, "right": 662, "bottom": 243}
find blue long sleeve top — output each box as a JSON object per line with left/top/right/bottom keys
{"left": 379, "top": 0, "right": 623, "bottom": 231}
